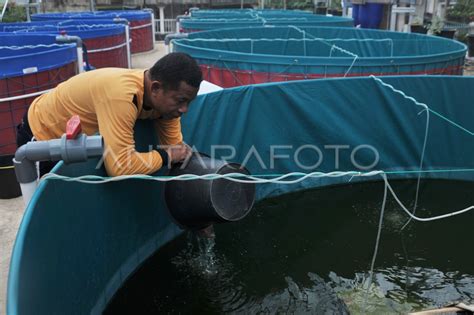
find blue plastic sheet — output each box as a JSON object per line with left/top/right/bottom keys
{"left": 0, "top": 33, "right": 77, "bottom": 79}
{"left": 0, "top": 20, "right": 126, "bottom": 40}
{"left": 32, "top": 10, "right": 151, "bottom": 22}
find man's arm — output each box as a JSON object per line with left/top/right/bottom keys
{"left": 96, "top": 100, "right": 165, "bottom": 176}
{"left": 154, "top": 117, "right": 183, "bottom": 146}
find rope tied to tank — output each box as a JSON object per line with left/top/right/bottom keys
{"left": 3, "top": 23, "right": 122, "bottom": 33}
{"left": 41, "top": 169, "right": 474, "bottom": 223}
{"left": 0, "top": 43, "right": 76, "bottom": 50}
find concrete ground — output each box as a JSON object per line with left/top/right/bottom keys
{"left": 0, "top": 42, "right": 166, "bottom": 315}
{"left": 465, "top": 58, "right": 474, "bottom": 76}
{"left": 0, "top": 197, "right": 24, "bottom": 315}
{"left": 0, "top": 45, "right": 472, "bottom": 314}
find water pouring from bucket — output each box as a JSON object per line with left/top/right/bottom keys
{"left": 164, "top": 152, "right": 256, "bottom": 234}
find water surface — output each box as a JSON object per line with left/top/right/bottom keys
{"left": 106, "top": 179, "right": 474, "bottom": 314}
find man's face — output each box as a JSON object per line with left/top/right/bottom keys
{"left": 150, "top": 81, "right": 199, "bottom": 120}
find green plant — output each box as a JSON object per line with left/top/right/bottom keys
{"left": 447, "top": 0, "right": 474, "bottom": 23}
{"left": 288, "top": 0, "right": 314, "bottom": 10}
{"left": 1, "top": 2, "right": 27, "bottom": 23}
{"left": 329, "top": 0, "right": 342, "bottom": 11}
{"left": 410, "top": 16, "right": 423, "bottom": 26}
{"left": 427, "top": 16, "right": 445, "bottom": 35}
{"left": 455, "top": 29, "right": 469, "bottom": 44}
{"left": 266, "top": 0, "right": 316, "bottom": 11}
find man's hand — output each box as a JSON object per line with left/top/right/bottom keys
{"left": 166, "top": 143, "right": 192, "bottom": 164}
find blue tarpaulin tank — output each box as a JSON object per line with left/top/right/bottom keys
{"left": 0, "top": 20, "right": 129, "bottom": 68}
{"left": 31, "top": 11, "right": 154, "bottom": 53}
{"left": 172, "top": 26, "right": 466, "bottom": 87}
{"left": 0, "top": 33, "right": 77, "bottom": 156}
{"left": 7, "top": 76, "right": 474, "bottom": 314}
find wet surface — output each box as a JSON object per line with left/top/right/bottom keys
{"left": 106, "top": 179, "right": 474, "bottom": 314}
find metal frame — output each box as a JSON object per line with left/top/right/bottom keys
{"left": 0, "top": 0, "right": 9, "bottom": 22}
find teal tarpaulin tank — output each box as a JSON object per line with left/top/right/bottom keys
{"left": 173, "top": 26, "right": 467, "bottom": 87}
{"left": 190, "top": 9, "right": 315, "bottom": 19}
{"left": 180, "top": 16, "right": 354, "bottom": 32}
{"left": 7, "top": 76, "right": 474, "bottom": 314}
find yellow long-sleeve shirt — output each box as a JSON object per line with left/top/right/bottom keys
{"left": 28, "top": 68, "right": 183, "bottom": 176}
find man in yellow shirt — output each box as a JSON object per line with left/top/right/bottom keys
{"left": 16, "top": 52, "right": 202, "bottom": 176}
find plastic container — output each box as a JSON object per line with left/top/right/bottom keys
{"left": 352, "top": 4, "right": 360, "bottom": 26}
{"left": 469, "top": 34, "right": 474, "bottom": 57}
{"left": 359, "top": 3, "right": 384, "bottom": 29}
{"left": 164, "top": 153, "right": 255, "bottom": 230}
{"left": 0, "top": 155, "right": 21, "bottom": 199}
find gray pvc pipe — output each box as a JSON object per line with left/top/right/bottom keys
{"left": 56, "top": 34, "right": 84, "bottom": 73}
{"left": 55, "top": 34, "right": 82, "bottom": 48}
{"left": 14, "top": 134, "right": 103, "bottom": 184}
{"left": 113, "top": 18, "right": 132, "bottom": 68}
{"left": 164, "top": 33, "right": 188, "bottom": 46}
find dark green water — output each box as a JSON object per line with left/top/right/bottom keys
{"left": 105, "top": 179, "right": 474, "bottom": 314}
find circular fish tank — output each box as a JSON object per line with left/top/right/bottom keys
{"left": 0, "top": 21, "right": 129, "bottom": 68}
{"left": 180, "top": 16, "right": 354, "bottom": 33}
{"left": 173, "top": 26, "right": 467, "bottom": 87}
{"left": 31, "top": 10, "right": 154, "bottom": 54}
{"left": 0, "top": 33, "right": 77, "bottom": 156}
{"left": 190, "top": 9, "right": 316, "bottom": 19}
{"left": 7, "top": 76, "right": 473, "bottom": 314}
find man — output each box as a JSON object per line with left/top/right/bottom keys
{"left": 16, "top": 52, "right": 202, "bottom": 176}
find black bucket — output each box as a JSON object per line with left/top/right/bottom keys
{"left": 0, "top": 155, "right": 22, "bottom": 199}
{"left": 164, "top": 153, "right": 255, "bottom": 230}
{"left": 469, "top": 34, "right": 474, "bottom": 58}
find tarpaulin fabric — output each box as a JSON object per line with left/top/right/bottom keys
{"left": 181, "top": 76, "right": 473, "bottom": 199}
{"left": 173, "top": 26, "right": 466, "bottom": 87}
{"left": 31, "top": 11, "right": 154, "bottom": 53}
{"left": 0, "top": 33, "right": 77, "bottom": 155}
{"left": 191, "top": 9, "right": 317, "bottom": 19}
{"left": 0, "top": 33, "right": 77, "bottom": 79}
{"left": 7, "top": 76, "right": 473, "bottom": 314}
{"left": 181, "top": 16, "right": 354, "bottom": 32}
{"left": 0, "top": 21, "right": 129, "bottom": 69}
{"left": 32, "top": 10, "right": 150, "bottom": 22}
{"left": 0, "top": 20, "right": 126, "bottom": 40}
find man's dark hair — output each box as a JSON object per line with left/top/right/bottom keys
{"left": 149, "top": 52, "right": 202, "bottom": 90}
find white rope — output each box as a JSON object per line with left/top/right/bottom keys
{"left": 40, "top": 170, "right": 474, "bottom": 222}
{"left": 344, "top": 55, "right": 358, "bottom": 77}
{"left": 87, "top": 41, "right": 128, "bottom": 53}
{"left": 0, "top": 43, "right": 75, "bottom": 50}
{"left": 0, "top": 88, "right": 52, "bottom": 103}
{"left": 287, "top": 26, "right": 360, "bottom": 59}
{"left": 41, "top": 170, "right": 382, "bottom": 184}
{"left": 4, "top": 24, "right": 120, "bottom": 33}
{"left": 370, "top": 75, "right": 430, "bottom": 112}
{"left": 130, "top": 22, "right": 152, "bottom": 30}
{"left": 381, "top": 174, "right": 474, "bottom": 222}
{"left": 370, "top": 75, "right": 431, "bottom": 228}
{"left": 364, "top": 172, "right": 388, "bottom": 309}
{"left": 181, "top": 37, "right": 398, "bottom": 43}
